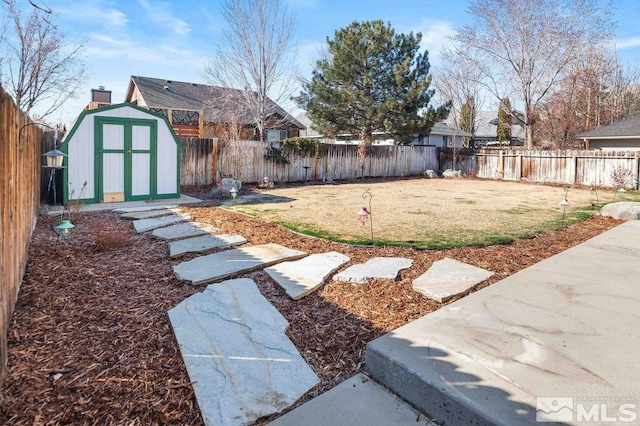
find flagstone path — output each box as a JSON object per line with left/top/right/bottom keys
{"left": 120, "top": 204, "right": 500, "bottom": 424}
{"left": 173, "top": 244, "right": 307, "bottom": 285}
{"left": 333, "top": 257, "right": 413, "bottom": 283}
{"left": 121, "top": 208, "right": 181, "bottom": 220}
{"left": 133, "top": 213, "right": 192, "bottom": 233}
{"left": 413, "top": 258, "right": 494, "bottom": 302}
{"left": 265, "top": 251, "right": 350, "bottom": 300}
{"left": 169, "top": 234, "right": 248, "bottom": 258}
{"left": 152, "top": 222, "right": 220, "bottom": 241}
{"left": 168, "top": 278, "right": 320, "bottom": 426}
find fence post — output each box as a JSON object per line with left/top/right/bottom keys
{"left": 635, "top": 154, "right": 640, "bottom": 190}
{"left": 211, "top": 138, "right": 218, "bottom": 184}
{"left": 569, "top": 153, "right": 577, "bottom": 185}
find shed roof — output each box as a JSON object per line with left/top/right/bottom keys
{"left": 126, "top": 76, "right": 304, "bottom": 129}
{"left": 574, "top": 116, "right": 640, "bottom": 139}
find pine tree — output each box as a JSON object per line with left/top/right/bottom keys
{"left": 496, "top": 97, "right": 512, "bottom": 142}
{"left": 296, "top": 20, "right": 448, "bottom": 153}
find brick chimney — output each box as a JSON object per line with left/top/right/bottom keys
{"left": 91, "top": 86, "right": 112, "bottom": 103}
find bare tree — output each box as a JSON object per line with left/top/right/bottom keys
{"left": 202, "top": 0, "right": 297, "bottom": 142}
{"left": 536, "top": 51, "right": 640, "bottom": 147}
{"left": 1, "top": 0, "right": 87, "bottom": 118}
{"left": 434, "top": 48, "right": 485, "bottom": 147}
{"left": 453, "top": 0, "right": 615, "bottom": 149}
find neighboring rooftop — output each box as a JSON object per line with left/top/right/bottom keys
{"left": 126, "top": 76, "right": 304, "bottom": 129}
{"left": 575, "top": 115, "right": 640, "bottom": 139}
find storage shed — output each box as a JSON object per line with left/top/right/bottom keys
{"left": 61, "top": 103, "right": 182, "bottom": 204}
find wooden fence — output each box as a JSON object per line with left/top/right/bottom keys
{"left": 180, "top": 138, "right": 438, "bottom": 185}
{"left": 475, "top": 149, "right": 640, "bottom": 188}
{"left": 0, "top": 87, "right": 46, "bottom": 387}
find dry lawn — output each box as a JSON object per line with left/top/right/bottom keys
{"left": 235, "top": 178, "right": 609, "bottom": 247}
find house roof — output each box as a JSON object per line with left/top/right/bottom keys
{"left": 125, "top": 76, "right": 304, "bottom": 129}
{"left": 430, "top": 122, "right": 473, "bottom": 137}
{"left": 473, "top": 110, "right": 525, "bottom": 140}
{"left": 574, "top": 116, "right": 640, "bottom": 139}
{"left": 295, "top": 113, "right": 471, "bottom": 139}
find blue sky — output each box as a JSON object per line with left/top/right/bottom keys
{"left": 21, "top": 0, "right": 640, "bottom": 124}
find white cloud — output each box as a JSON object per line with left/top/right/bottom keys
{"left": 288, "top": 0, "right": 318, "bottom": 8}
{"left": 410, "top": 20, "right": 456, "bottom": 67}
{"left": 137, "top": 0, "right": 191, "bottom": 36}
{"left": 105, "top": 9, "right": 129, "bottom": 27}
{"left": 296, "top": 40, "right": 325, "bottom": 78}
{"left": 59, "top": 3, "right": 128, "bottom": 28}
{"left": 617, "top": 36, "right": 640, "bottom": 50}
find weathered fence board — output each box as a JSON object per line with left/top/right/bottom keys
{"left": 476, "top": 149, "right": 640, "bottom": 188}
{"left": 0, "top": 88, "right": 44, "bottom": 387}
{"left": 179, "top": 139, "right": 438, "bottom": 185}
{"left": 180, "top": 137, "right": 214, "bottom": 185}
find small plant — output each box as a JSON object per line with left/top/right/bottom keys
{"left": 66, "top": 181, "right": 88, "bottom": 220}
{"left": 92, "top": 218, "right": 133, "bottom": 252}
{"left": 610, "top": 166, "right": 633, "bottom": 191}
{"left": 610, "top": 166, "right": 634, "bottom": 201}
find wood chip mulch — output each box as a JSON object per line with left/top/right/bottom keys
{"left": 0, "top": 204, "right": 623, "bottom": 425}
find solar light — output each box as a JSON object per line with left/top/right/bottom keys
{"left": 559, "top": 198, "right": 570, "bottom": 228}
{"left": 357, "top": 206, "right": 370, "bottom": 225}
{"left": 357, "top": 191, "right": 374, "bottom": 245}
{"left": 54, "top": 218, "right": 75, "bottom": 239}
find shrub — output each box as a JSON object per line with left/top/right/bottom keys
{"left": 91, "top": 219, "right": 133, "bottom": 252}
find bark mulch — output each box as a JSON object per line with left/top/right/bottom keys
{"left": 0, "top": 205, "right": 623, "bottom": 425}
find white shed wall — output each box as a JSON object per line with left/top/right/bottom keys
{"left": 65, "top": 105, "right": 179, "bottom": 202}
{"left": 67, "top": 114, "right": 96, "bottom": 200}
{"left": 157, "top": 123, "right": 179, "bottom": 194}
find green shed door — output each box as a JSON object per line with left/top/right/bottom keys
{"left": 96, "top": 118, "right": 157, "bottom": 202}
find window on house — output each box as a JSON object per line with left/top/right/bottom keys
{"left": 443, "top": 135, "right": 451, "bottom": 147}
{"left": 267, "top": 129, "right": 288, "bottom": 142}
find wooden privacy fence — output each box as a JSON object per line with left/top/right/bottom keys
{"left": 0, "top": 87, "right": 45, "bottom": 387}
{"left": 475, "top": 149, "right": 640, "bottom": 188}
{"left": 180, "top": 138, "right": 438, "bottom": 185}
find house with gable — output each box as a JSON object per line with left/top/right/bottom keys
{"left": 124, "top": 76, "right": 305, "bottom": 140}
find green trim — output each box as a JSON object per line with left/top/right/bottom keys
{"left": 96, "top": 117, "right": 157, "bottom": 202}
{"left": 61, "top": 103, "right": 182, "bottom": 204}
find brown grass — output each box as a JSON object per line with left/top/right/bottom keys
{"left": 234, "top": 178, "right": 614, "bottom": 247}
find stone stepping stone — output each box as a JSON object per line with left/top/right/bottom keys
{"left": 113, "top": 205, "right": 178, "bottom": 213}
{"left": 173, "top": 243, "right": 307, "bottom": 285}
{"left": 265, "top": 251, "right": 350, "bottom": 300}
{"left": 270, "top": 373, "right": 431, "bottom": 426}
{"left": 412, "top": 257, "right": 494, "bottom": 303}
{"left": 133, "top": 214, "right": 191, "bottom": 233}
{"left": 152, "top": 222, "right": 219, "bottom": 241}
{"left": 169, "top": 234, "right": 248, "bottom": 258}
{"left": 333, "top": 257, "right": 413, "bottom": 284}
{"left": 168, "top": 278, "right": 320, "bottom": 426}
{"left": 121, "top": 208, "right": 180, "bottom": 220}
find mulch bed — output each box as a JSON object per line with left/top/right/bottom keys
{"left": 0, "top": 202, "right": 623, "bottom": 425}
